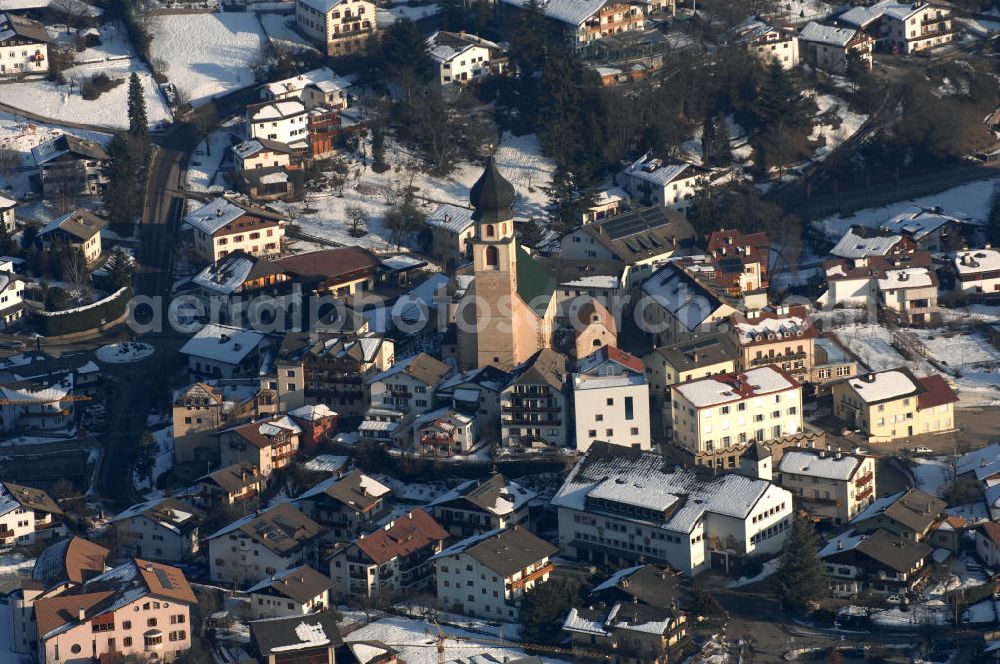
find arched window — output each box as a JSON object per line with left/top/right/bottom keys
{"left": 486, "top": 225, "right": 495, "bottom": 238}
{"left": 501, "top": 223, "right": 507, "bottom": 235}
{"left": 485, "top": 246, "right": 499, "bottom": 269}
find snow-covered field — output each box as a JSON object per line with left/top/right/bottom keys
{"left": 259, "top": 12, "right": 318, "bottom": 53}
{"left": 912, "top": 329, "right": 1000, "bottom": 369}
{"left": 186, "top": 122, "right": 241, "bottom": 192}
{"left": 96, "top": 342, "right": 155, "bottom": 364}
{"left": 276, "top": 132, "right": 554, "bottom": 252}
{"left": 377, "top": 1, "right": 441, "bottom": 24}
{"left": 150, "top": 13, "right": 266, "bottom": 106}
{"left": 814, "top": 179, "right": 1000, "bottom": 242}
{"left": 832, "top": 323, "right": 931, "bottom": 374}
{"left": 912, "top": 457, "right": 951, "bottom": 498}
{"left": 811, "top": 93, "right": 867, "bottom": 162}
{"left": 345, "top": 616, "right": 568, "bottom": 664}
{"left": 0, "top": 21, "right": 170, "bottom": 130}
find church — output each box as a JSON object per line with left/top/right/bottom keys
{"left": 439, "top": 156, "right": 559, "bottom": 372}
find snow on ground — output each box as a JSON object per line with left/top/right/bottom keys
{"left": 132, "top": 426, "right": 174, "bottom": 499}
{"left": 0, "top": 21, "right": 169, "bottom": 130}
{"left": 772, "top": 0, "right": 834, "bottom": 23}
{"left": 0, "top": 112, "right": 110, "bottom": 199}
{"left": 277, "top": 132, "right": 554, "bottom": 252}
{"left": 345, "top": 616, "right": 569, "bottom": 664}
{"left": 727, "top": 557, "right": 781, "bottom": 588}
{"left": 186, "top": 121, "right": 242, "bottom": 192}
{"left": 370, "top": 473, "right": 448, "bottom": 503}
{"left": 258, "top": 12, "right": 319, "bottom": 52}
{"left": 810, "top": 93, "right": 867, "bottom": 162}
{"left": 872, "top": 603, "right": 948, "bottom": 627}
{"left": 0, "top": 553, "right": 34, "bottom": 576}
{"left": 832, "top": 323, "right": 933, "bottom": 375}
{"left": 912, "top": 457, "right": 952, "bottom": 499}
{"left": 150, "top": 13, "right": 266, "bottom": 106}
{"left": 964, "top": 598, "right": 997, "bottom": 623}
{"left": 912, "top": 329, "right": 1000, "bottom": 370}
{"left": 813, "top": 178, "right": 1000, "bottom": 242}
{"left": 924, "top": 552, "right": 989, "bottom": 599}
{"left": 96, "top": 342, "right": 155, "bottom": 364}
{"left": 946, "top": 501, "right": 990, "bottom": 523}
{"left": 377, "top": 1, "right": 440, "bottom": 24}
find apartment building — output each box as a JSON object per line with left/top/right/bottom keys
{"left": 246, "top": 564, "right": 334, "bottom": 620}
{"left": 638, "top": 262, "right": 736, "bottom": 346}
{"left": 838, "top": 0, "right": 953, "bottom": 54}
{"left": 500, "top": 348, "right": 568, "bottom": 449}
{"left": 821, "top": 529, "right": 932, "bottom": 597}
{"left": 183, "top": 196, "right": 286, "bottom": 264}
{"left": 643, "top": 332, "right": 737, "bottom": 407}
{"left": 428, "top": 474, "right": 536, "bottom": 538}
{"left": 295, "top": 0, "right": 377, "bottom": 56}
{"left": 366, "top": 352, "right": 450, "bottom": 415}
{"left": 729, "top": 306, "right": 817, "bottom": 383}
{"left": 111, "top": 498, "right": 205, "bottom": 563}
{"left": 0, "top": 12, "right": 49, "bottom": 78}
{"left": 34, "top": 559, "right": 196, "bottom": 664}
{"left": 0, "top": 482, "right": 64, "bottom": 547}
{"left": 206, "top": 503, "right": 325, "bottom": 588}
{"left": 218, "top": 415, "right": 303, "bottom": 477}
{"left": 621, "top": 154, "right": 708, "bottom": 216}
{"left": 172, "top": 381, "right": 278, "bottom": 464}
{"left": 831, "top": 369, "right": 957, "bottom": 442}
{"left": 329, "top": 509, "right": 448, "bottom": 599}
{"left": 248, "top": 99, "right": 310, "bottom": 148}
{"left": 433, "top": 526, "right": 557, "bottom": 621}
{"left": 778, "top": 448, "right": 876, "bottom": 525}
{"left": 572, "top": 346, "right": 651, "bottom": 453}
{"left": 670, "top": 365, "right": 803, "bottom": 467}
{"left": 738, "top": 19, "right": 799, "bottom": 69}
{"left": 553, "top": 442, "right": 794, "bottom": 575}
{"left": 499, "top": 0, "right": 645, "bottom": 49}
{"left": 293, "top": 469, "right": 390, "bottom": 540}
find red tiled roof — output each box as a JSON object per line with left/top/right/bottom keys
{"left": 35, "top": 591, "right": 112, "bottom": 638}
{"left": 917, "top": 375, "right": 959, "bottom": 409}
{"left": 354, "top": 509, "right": 448, "bottom": 566}
{"left": 605, "top": 345, "right": 643, "bottom": 373}
{"left": 64, "top": 538, "right": 110, "bottom": 584}
{"left": 136, "top": 559, "right": 197, "bottom": 604}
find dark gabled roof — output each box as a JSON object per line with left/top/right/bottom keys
{"left": 0, "top": 12, "right": 53, "bottom": 44}
{"left": 295, "top": 469, "right": 390, "bottom": 513}
{"left": 855, "top": 529, "right": 932, "bottom": 573}
{"left": 470, "top": 154, "right": 515, "bottom": 224}
{"left": 507, "top": 348, "right": 567, "bottom": 391}
{"left": 206, "top": 503, "right": 325, "bottom": 557}
{"left": 1, "top": 481, "right": 63, "bottom": 515}
{"left": 515, "top": 244, "right": 556, "bottom": 316}
{"left": 576, "top": 206, "right": 695, "bottom": 262}
{"left": 250, "top": 611, "right": 343, "bottom": 655}
{"left": 438, "top": 526, "right": 557, "bottom": 578}
{"left": 853, "top": 487, "right": 945, "bottom": 534}
{"left": 272, "top": 247, "right": 380, "bottom": 284}
{"left": 589, "top": 564, "right": 681, "bottom": 610}
{"left": 199, "top": 461, "right": 261, "bottom": 494}
{"left": 246, "top": 565, "right": 334, "bottom": 604}
{"left": 649, "top": 332, "right": 737, "bottom": 371}
{"left": 916, "top": 375, "right": 959, "bottom": 409}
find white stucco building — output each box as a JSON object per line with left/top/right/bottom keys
{"left": 571, "top": 346, "right": 651, "bottom": 453}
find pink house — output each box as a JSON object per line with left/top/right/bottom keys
{"left": 288, "top": 404, "right": 338, "bottom": 450}
{"left": 34, "top": 559, "right": 197, "bottom": 664}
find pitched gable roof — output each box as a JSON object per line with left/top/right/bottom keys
{"left": 352, "top": 509, "right": 448, "bottom": 565}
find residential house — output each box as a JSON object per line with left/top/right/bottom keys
{"left": 188, "top": 252, "right": 295, "bottom": 327}
{"left": 179, "top": 323, "right": 267, "bottom": 380}
{"left": 558, "top": 205, "right": 695, "bottom": 287}
{"left": 729, "top": 306, "right": 817, "bottom": 383}
{"left": 246, "top": 564, "right": 334, "bottom": 619}
{"left": 292, "top": 469, "right": 391, "bottom": 540}
{"left": 34, "top": 559, "right": 196, "bottom": 664}
{"left": 820, "top": 252, "right": 938, "bottom": 324}
{"left": 428, "top": 474, "right": 536, "bottom": 538}
{"left": 288, "top": 404, "right": 338, "bottom": 450}
{"left": 797, "top": 21, "right": 873, "bottom": 73}
{"left": 428, "top": 31, "right": 504, "bottom": 84}
{"left": 811, "top": 336, "right": 857, "bottom": 386}
{"left": 206, "top": 503, "right": 325, "bottom": 588}
{"left": 172, "top": 380, "right": 278, "bottom": 465}
{"left": 562, "top": 299, "right": 618, "bottom": 360}
{"left": 411, "top": 407, "right": 476, "bottom": 456}
{"left": 196, "top": 462, "right": 266, "bottom": 508}
{"left": 572, "top": 345, "right": 651, "bottom": 453}
{"left": 621, "top": 155, "right": 709, "bottom": 216}
{"left": 831, "top": 368, "right": 957, "bottom": 442}
{"left": 0, "top": 258, "right": 27, "bottom": 329}
{"left": 837, "top": 1, "right": 953, "bottom": 53}
{"left": 433, "top": 526, "right": 557, "bottom": 621}
{"left": 777, "top": 448, "right": 876, "bottom": 524}
{"left": 821, "top": 529, "right": 933, "bottom": 596}
{"left": 217, "top": 415, "right": 303, "bottom": 477}
{"left": 670, "top": 365, "right": 803, "bottom": 467}
{"left": 877, "top": 262, "right": 939, "bottom": 325}
{"left": 0, "top": 482, "right": 64, "bottom": 547}
{"left": 0, "top": 195, "right": 13, "bottom": 232}
{"left": 738, "top": 19, "right": 799, "bottom": 69}
{"left": 499, "top": 0, "right": 645, "bottom": 49}
{"left": 328, "top": 508, "right": 448, "bottom": 599}
{"left": 183, "top": 196, "right": 286, "bottom": 264}
{"left": 880, "top": 208, "right": 968, "bottom": 253}
{"left": 952, "top": 247, "right": 1000, "bottom": 295}
{"left": 31, "top": 134, "right": 110, "bottom": 198}
{"left": 829, "top": 226, "right": 914, "bottom": 259}
{"left": 974, "top": 522, "right": 1000, "bottom": 568}
{"left": 271, "top": 246, "right": 380, "bottom": 297}
{"left": 249, "top": 612, "right": 343, "bottom": 664}
{"left": 563, "top": 565, "right": 688, "bottom": 664}
{"left": 262, "top": 66, "right": 352, "bottom": 109}
{"left": 248, "top": 99, "right": 310, "bottom": 150}
{"left": 436, "top": 364, "right": 508, "bottom": 425}
{"left": 850, "top": 488, "right": 945, "bottom": 541}
{"left": 704, "top": 229, "right": 770, "bottom": 298}
{"left": 500, "top": 348, "right": 568, "bottom": 449}
{"left": 111, "top": 498, "right": 205, "bottom": 563}
{"left": 553, "top": 442, "right": 794, "bottom": 575}
{"left": 638, "top": 262, "right": 736, "bottom": 346}
{"left": 295, "top": 0, "right": 377, "bottom": 56}
{"left": 36, "top": 209, "right": 106, "bottom": 263}
{"left": 366, "top": 352, "right": 450, "bottom": 415}
{"left": 232, "top": 139, "right": 296, "bottom": 202}
{"left": 426, "top": 203, "right": 475, "bottom": 270}
{"left": 0, "top": 379, "right": 76, "bottom": 433}
{"left": 0, "top": 12, "right": 49, "bottom": 78}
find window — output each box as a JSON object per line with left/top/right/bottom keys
{"left": 123, "top": 621, "right": 132, "bottom": 630}
{"left": 624, "top": 396, "right": 634, "bottom": 420}
{"left": 484, "top": 246, "right": 498, "bottom": 269}
{"left": 606, "top": 398, "right": 614, "bottom": 406}
{"left": 124, "top": 637, "right": 133, "bottom": 648}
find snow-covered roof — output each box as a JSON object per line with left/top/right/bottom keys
{"left": 184, "top": 198, "right": 251, "bottom": 235}
{"left": 249, "top": 99, "right": 307, "bottom": 122}
{"left": 830, "top": 228, "right": 903, "bottom": 258}
{"left": 779, "top": 450, "right": 863, "bottom": 481}
{"left": 957, "top": 444, "right": 1000, "bottom": 476}
{"left": 179, "top": 324, "right": 265, "bottom": 366}
{"left": 877, "top": 267, "right": 934, "bottom": 290}
{"left": 818, "top": 530, "right": 864, "bottom": 558}
{"left": 296, "top": 0, "right": 345, "bottom": 13}
{"left": 552, "top": 443, "right": 780, "bottom": 534}
{"left": 624, "top": 154, "right": 698, "bottom": 188}
{"left": 845, "top": 369, "right": 920, "bottom": 403}
{"left": 0, "top": 195, "right": 14, "bottom": 208}
{"left": 427, "top": 30, "right": 500, "bottom": 63}
{"left": 954, "top": 249, "right": 1000, "bottom": 275}
{"left": 303, "top": 454, "right": 350, "bottom": 473}
{"left": 673, "top": 366, "right": 797, "bottom": 408}
{"left": 264, "top": 66, "right": 351, "bottom": 98}
{"left": 839, "top": 0, "right": 925, "bottom": 28}
{"left": 562, "top": 274, "right": 620, "bottom": 289}
{"left": 191, "top": 254, "right": 257, "bottom": 295}
{"left": 798, "top": 21, "right": 859, "bottom": 47}
{"left": 289, "top": 404, "right": 338, "bottom": 421}
{"left": 499, "top": 0, "right": 607, "bottom": 26}
{"left": 640, "top": 263, "right": 726, "bottom": 332}
{"left": 426, "top": 203, "right": 475, "bottom": 234}
{"left": 428, "top": 475, "right": 536, "bottom": 516}
{"left": 734, "top": 315, "right": 809, "bottom": 345}
{"left": 881, "top": 208, "right": 968, "bottom": 240}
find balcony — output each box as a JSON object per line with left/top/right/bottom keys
{"left": 854, "top": 472, "right": 873, "bottom": 489}
{"left": 801, "top": 495, "right": 840, "bottom": 507}
{"left": 0, "top": 529, "right": 13, "bottom": 539}
{"left": 508, "top": 563, "right": 554, "bottom": 592}
{"left": 855, "top": 487, "right": 873, "bottom": 502}
{"left": 502, "top": 418, "right": 561, "bottom": 426}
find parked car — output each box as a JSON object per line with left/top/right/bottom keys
{"left": 913, "top": 446, "right": 933, "bottom": 454}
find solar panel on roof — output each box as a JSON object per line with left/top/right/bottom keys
{"left": 154, "top": 568, "right": 174, "bottom": 590}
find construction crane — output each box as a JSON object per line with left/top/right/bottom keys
{"left": 422, "top": 620, "right": 613, "bottom": 664}
{"left": 0, "top": 394, "right": 92, "bottom": 405}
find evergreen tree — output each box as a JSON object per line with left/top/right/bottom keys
{"left": 106, "top": 248, "right": 135, "bottom": 290}
{"left": 439, "top": 0, "right": 464, "bottom": 31}
{"left": 133, "top": 429, "right": 159, "bottom": 488}
{"left": 376, "top": 19, "right": 434, "bottom": 100}
{"left": 127, "top": 72, "right": 148, "bottom": 141}
{"left": 519, "top": 579, "right": 581, "bottom": 646}
{"left": 753, "top": 60, "right": 813, "bottom": 133}
{"left": 775, "top": 516, "right": 827, "bottom": 614}
{"left": 701, "top": 113, "right": 718, "bottom": 166}
{"left": 0, "top": 219, "right": 14, "bottom": 256}
{"left": 104, "top": 133, "right": 139, "bottom": 227}
{"left": 371, "top": 124, "right": 388, "bottom": 173}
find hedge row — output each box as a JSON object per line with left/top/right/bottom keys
{"left": 35, "top": 287, "right": 131, "bottom": 337}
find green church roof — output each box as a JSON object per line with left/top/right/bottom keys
{"left": 515, "top": 244, "right": 555, "bottom": 316}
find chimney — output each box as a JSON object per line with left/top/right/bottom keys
{"left": 837, "top": 540, "right": 843, "bottom": 550}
